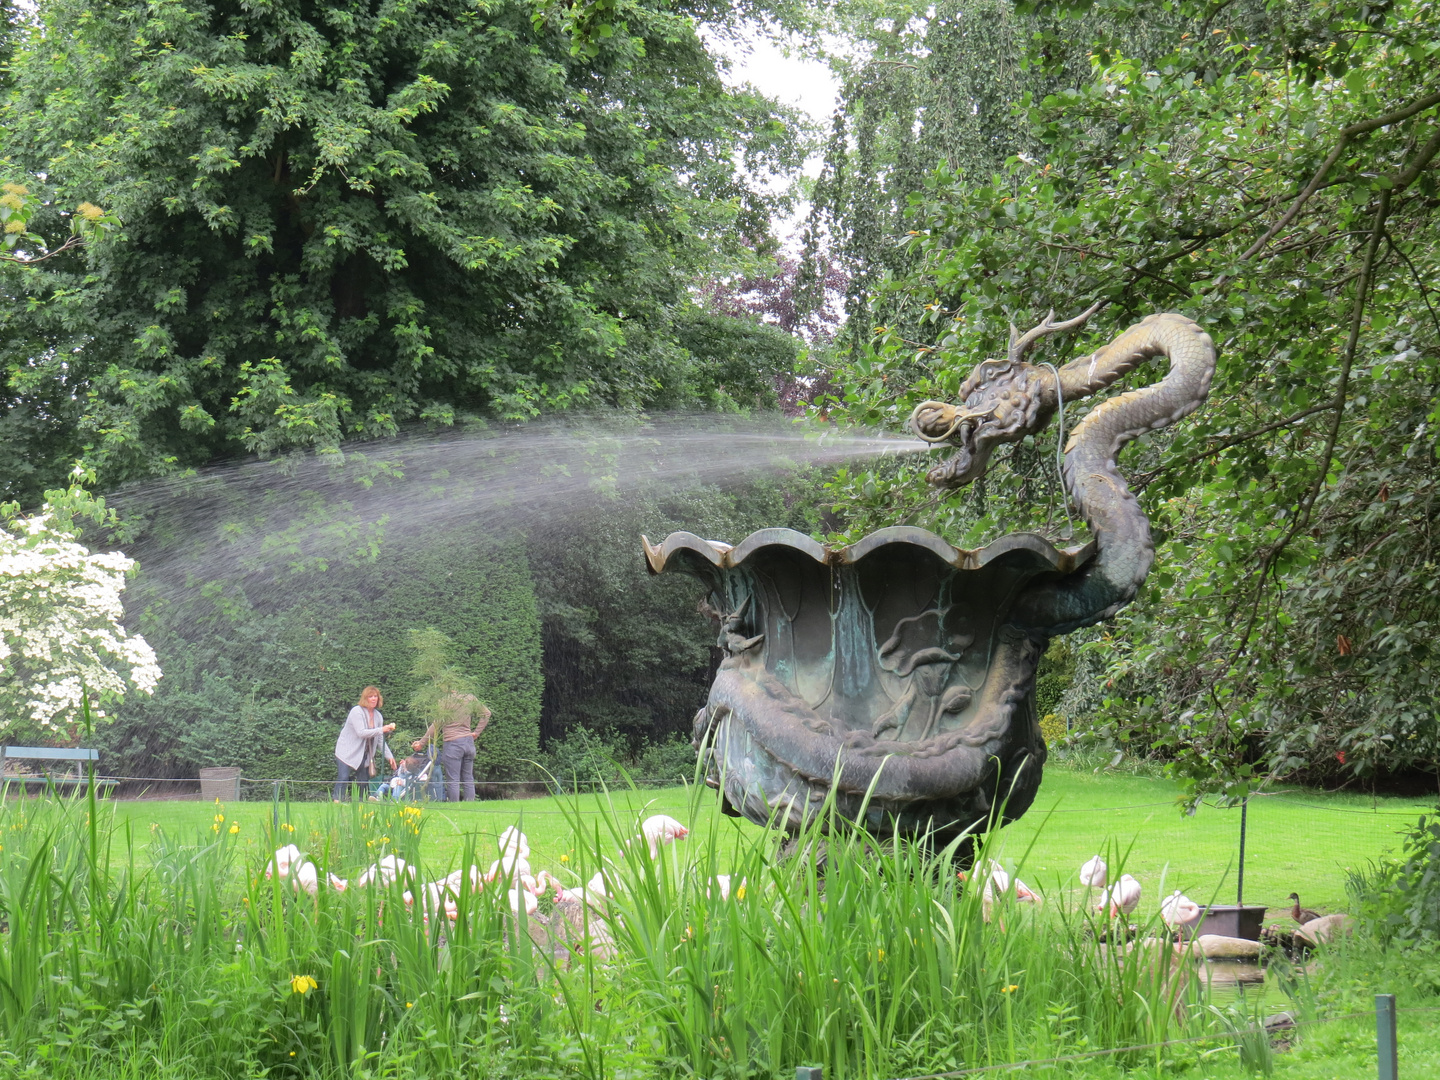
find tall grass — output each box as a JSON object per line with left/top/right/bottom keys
{"left": 0, "top": 772, "right": 1261, "bottom": 1079}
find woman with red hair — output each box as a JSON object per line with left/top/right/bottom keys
{"left": 334, "top": 685, "right": 396, "bottom": 800}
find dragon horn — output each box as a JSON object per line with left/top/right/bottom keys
{"left": 1007, "top": 299, "right": 1107, "bottom": 365}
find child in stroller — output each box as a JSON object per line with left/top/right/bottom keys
{"left": 372, "top": 754, "right": 434, "bottom": 801}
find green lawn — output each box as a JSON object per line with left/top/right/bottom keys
{"left": 98, "top": 761, "right": 1431, "bottom": 916}
{"left": 5, "top": 764, "right": 1437, "bottom": 1079}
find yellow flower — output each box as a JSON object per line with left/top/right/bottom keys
{"left": 405, "top": 1002, "right": 413, "bottom": 1009}
{"left": 214, "top": 813, "right": 225, "bottom": 823}
{"left": 76, "top": 201, "right": 104, "bottom": 221}
{"left": 876, "top": 948, "right": 885, "bottom": 962}
{"left": 229, "top": 823, "right": 240, "bottom": 834}
{"left": 280, "top": 822, "right": 295, "bottom": 833}
{"left": 4, "top": 220, "right": 26, "bottom": 234}
{"left": 289, "top": 1051, "right": 296, "bottom": 1057}
{"left": 1000, "top": 984, "right": 1019, "bottom": 994}
{"left": 290, "top": 974, "right": 318, "bottom": 995}
{"left": 734, "top": 883, "right": 746, "bottom": 901}
{"left": 560, "top": 854, "right": 569, "bottom": 863}
{"left": 2, "top": 182, "right": 28, "bottom": 195}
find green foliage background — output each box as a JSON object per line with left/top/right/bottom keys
{"left": 812, "top": 0, "right": 1440, "bottom": 799}
{"left": 98, "top": 528, "right": 542, "bottom": 784}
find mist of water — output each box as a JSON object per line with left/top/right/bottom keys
{"left": 112, "top": 413, "right": 930, "bottom": 589}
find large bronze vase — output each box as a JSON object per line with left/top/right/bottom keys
{"left": 644, "top": 526, "right": 1093, "bottom": 845}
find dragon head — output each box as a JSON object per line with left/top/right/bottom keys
{"left": 910, "top": 361, "right": 1049, "bottom": 488}
{"left": 907, "top": 302, "right": 1105, "bottom": 490}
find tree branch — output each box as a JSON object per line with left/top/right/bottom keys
{"left": 1384, "top": 230, "right": 1440, "bottom": 340}
{"left": 1221, "top": 186, "right": 1392, "bottom": 679}
{"left": 1240, "top": 91, "right": 1440, "bottom": 260}
{"left": 1132, "top": 401, "right": 1340, "bottom": 490}
{"left": 0, "top": 235, "right": 86, "bottom": 265}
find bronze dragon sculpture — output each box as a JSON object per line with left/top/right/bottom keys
{"left": 911, "top": 308, "right": 1217, "bottom": 633}
{"left": 644, "top": 308, "right": 1215, "bottom": 845}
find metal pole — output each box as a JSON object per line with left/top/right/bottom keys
{"left": 272, "top": 780, "right": 280, "bottom": 832}
{"left": 1237, "top": 796, "right": 1248, "bottom": 906}
{"left": 1377, "top": 993, "right": 1397, "bottom": 1080}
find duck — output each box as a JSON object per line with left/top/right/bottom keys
{"left": 1287, "top": 892, "right": 1321, "bottom": 924}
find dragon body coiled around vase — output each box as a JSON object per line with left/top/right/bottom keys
{"left": 911, "top": 310, "right": 1217, "bottom": 634}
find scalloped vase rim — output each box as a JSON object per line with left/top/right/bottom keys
{"left": 642, "top": 525, "right": 1095, "bottom": 575}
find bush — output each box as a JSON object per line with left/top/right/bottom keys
{"left": 634, "top": 736, "right": 699, "bottom": 783}
{"left": 540, "top": 727, "right": 625, "bottom": 792}
{"left": 1349, "top": 810, "right": 1440, "bottom": 944}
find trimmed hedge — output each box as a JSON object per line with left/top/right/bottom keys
{"left": 102, "top": 530, "right": 542, "bottom": 785}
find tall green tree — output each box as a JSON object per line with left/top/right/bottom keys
{"left": 821, "top": 0, "right": 1440, "bottom": 799}
{"left": 0, "top": 0, "right": 805, "bottom": 504}
{"left": 794, "top": 0, "right": 1183, "bottom": 349}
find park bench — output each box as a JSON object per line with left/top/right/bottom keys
{"left": 0, "top": 746, "right": 116, "bottom": 793}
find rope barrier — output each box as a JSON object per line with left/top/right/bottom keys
{"left": 29, "top": 774, "right": 690, "bottom": 787}
{"left": 12, "top": 775, "right": 1432, "bottom": 826}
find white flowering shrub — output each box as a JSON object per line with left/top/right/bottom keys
{"left": 0, "top": 486, "right": 161, "bottom": 733}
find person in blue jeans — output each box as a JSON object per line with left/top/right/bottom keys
{"left": 334, "top": 686, "right": 396, "bottom": 800}
{"left": 413, "top": 692, "right": 490, "bottom": 801}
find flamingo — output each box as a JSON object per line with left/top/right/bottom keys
{"left": 975, "top": 861, "right": 1013, "bottom": 923}
{"left": 508, "top": 887, "right": 538, "bottom": 915}
{"left": 1013, "top": 877, "right": 1041, "bottom": 904}
{"left": 1108, "top": 874, "right": 1142, "bottom": 917}
{"left": 289, "top": 860, "right": 320, "bottom": 896}
{"left": 486, "top": 853, "right": 531, "bottom": 880}
{"left": 265, "top": 844, "right": 304, "bottom": 879}
{"left": 439, "top": 865, "right": 486, "bottom": 895}
{"left": 527, "top": 870, "right": 564, "bottom": 898}
{"left": 265, "top": 846, "right": 329, "bottom": 894}
{"left": 559, "top": 870, "right": 611, "bottom": 908}
{"left": 640, "top": 815, "right": 689, "bottom": 856}
{"left": 1160, "top": 890, "right": 1202, "bottom": 933}
{"left": 498, "top": 826, "right": 530, "bottom": 860}
{"left": 1080, "top": 855, "right": 1107, "bottom": 889}
{"left": 357, "top": 854, "right": 411, "bottom": 887}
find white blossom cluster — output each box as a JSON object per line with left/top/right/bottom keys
{"left": 0, "top": 506, "right": 161, "bottom": 732}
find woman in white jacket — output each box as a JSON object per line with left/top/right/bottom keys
{"left": 333, "top": 686, "right": 396, "bottom": 800}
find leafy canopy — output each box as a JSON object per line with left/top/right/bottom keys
{"left": 0, "top": 0, "right": 805, "bottom": 501}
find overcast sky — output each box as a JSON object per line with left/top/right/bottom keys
{"left": 720, "top": 33, "right": 840, "bottom": 125}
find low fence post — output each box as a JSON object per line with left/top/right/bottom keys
{"left": 1376, "top": 993, "right": 1397, "bottom": 1080}
{"left": 796, "top": 1068, "right": 824, "bottom": 1080}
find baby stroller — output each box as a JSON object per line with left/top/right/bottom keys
{"left": 372, "top": 754, "right": 435, "bottom": 801}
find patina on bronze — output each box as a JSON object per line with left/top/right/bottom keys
{"left": 645, "top": 310, "right": 1216, "bottom": 844}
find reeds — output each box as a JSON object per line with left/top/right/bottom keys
{"left": 0, "top": 771, "right": 1250, "bottom": 1079}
